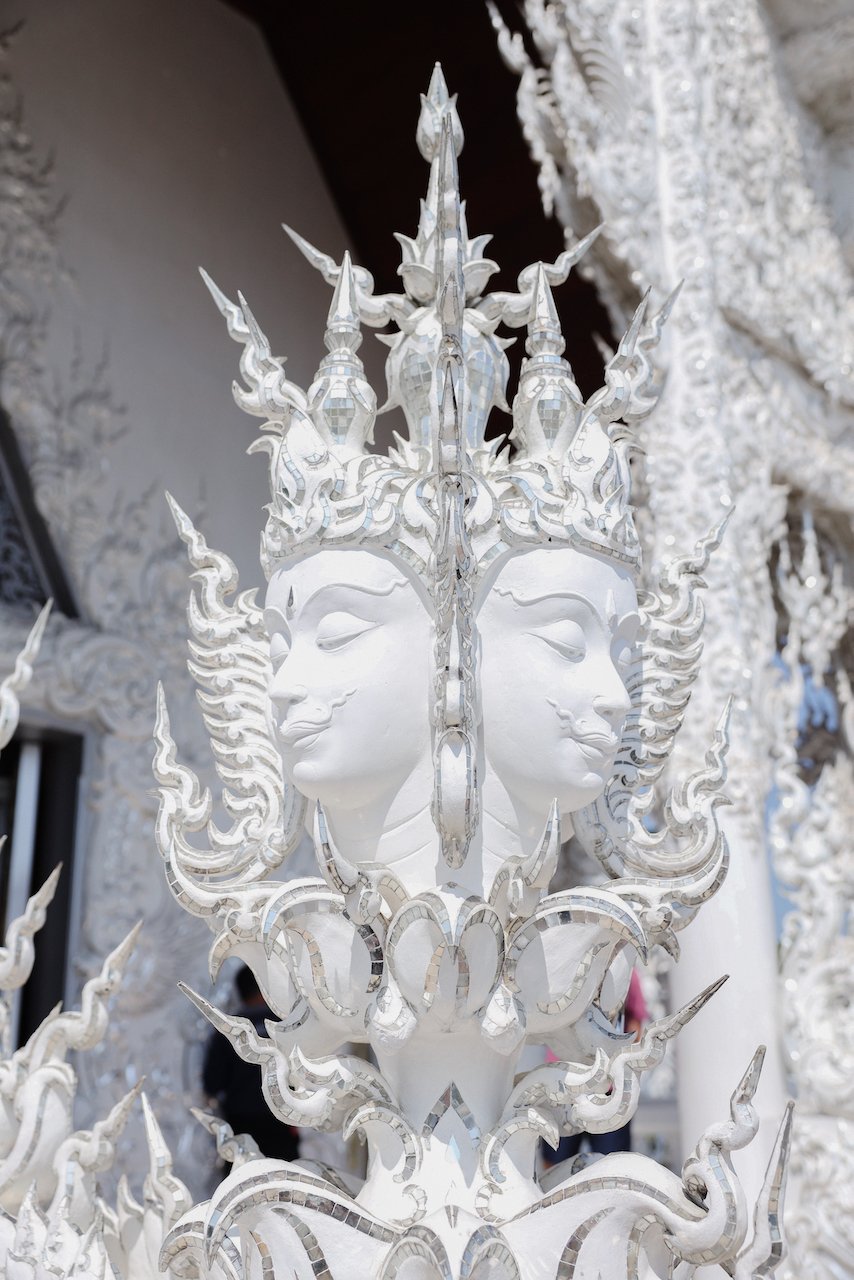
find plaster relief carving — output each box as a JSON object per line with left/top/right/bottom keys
{"left": 0, "top": 29, "right": 217, "bottom": 1194}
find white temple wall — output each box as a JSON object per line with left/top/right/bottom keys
{"left": 5, "top": 0, "right": 385, "bottom": 588}
{"left": 0, "top": 0, "right": 378, "bottom": 1191}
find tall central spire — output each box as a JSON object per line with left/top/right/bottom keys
{"left": 431, "top": 101, "right": 479, "bottom": 872}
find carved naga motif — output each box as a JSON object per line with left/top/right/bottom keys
{"left": 143, "top": 65, "right": 793, "bottom": 1280}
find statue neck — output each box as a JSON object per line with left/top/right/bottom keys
{"left": 321, "top": 766, "right": 568, "bottom": 899}
{"left": 323, "top": 757, "right": 438, "bottom": 883}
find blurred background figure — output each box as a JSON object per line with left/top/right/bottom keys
{"left": 543, "top": 969, "right": 649, "bottom": 1165}
{"left": 202, "top": 965, "right": 299, "bottom": 1164}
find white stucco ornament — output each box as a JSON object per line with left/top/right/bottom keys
{"left": 144, "top": 67, "right": 794, "bottom": 1279}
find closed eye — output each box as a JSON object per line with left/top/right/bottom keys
{"left": 316, "top": 612, "right": 379, "bottom": 652}
{"left": 529, "top": 630, "right": 586, "bottom": 662}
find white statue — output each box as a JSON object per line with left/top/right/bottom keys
{"left": 146, "top": 66, "right": 793, "bottom": 1280}
{"left": 0, "top": 62, "right": 795, "bottom": 1280}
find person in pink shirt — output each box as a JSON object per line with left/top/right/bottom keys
{"left": 543, "top": 969, "right": 648, "bottom": 1164}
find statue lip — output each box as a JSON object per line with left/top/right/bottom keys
{"left": 278, "top": 718, "right": 330, "bottom": 747}
{"left": 573, "top": 730, "right": 619, "bottom": 758}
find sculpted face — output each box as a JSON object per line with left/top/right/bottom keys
{"left": 264, "top": 549, "right": 433, "bottom": 815}
{"left": 478, "top": 547, "right": 639, "bottom": 821}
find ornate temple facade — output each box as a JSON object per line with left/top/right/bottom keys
{"left": 490, "top": 0, "right": 854, "bottom": 1272}
{"left": 0, "top": 0, "right": 371, "bottom": 1193}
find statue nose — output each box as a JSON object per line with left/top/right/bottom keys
{"left": 270, "top": 680, "right": 308, "bottom": 711}
{"left": 594, "top": 686, "right": 631, "bottom": 724}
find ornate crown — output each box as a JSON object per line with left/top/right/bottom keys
{"left": 201, "top": 64, "right": 675, "bottom": 584}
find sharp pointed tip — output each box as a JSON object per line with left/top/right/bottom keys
{"left": 659, "top": 278, "right": 685, "bottom": 319}
{"left": 566, "top": 223, "right": 604, "bottom": 258}
{"left": 178, "top": 982, "right": 217, "bottom": 1025}
{"left": 632, "top": 290, "right": 651, "bottom": 327}
{"left": 759, "top": 1099, "right": 795, "bottom": 1209}
{"left": 530, "top": 262, "right": 560, "bottom": 328}
{"left": 42, "top": 863, "right": 61, "bottom": 888}
{"left": 122, "top": 1076, "right": 145, "bottom": 1106}
{"left": 198, "top": 267, "right": 233, "bottom": 313}
{"left": 692, "top": 973, "right": 728, "bottom": 1012}
{"left": 327, "top": 252, "right": 359, "bottom": 330}
{"left": 141, "top": 1091, "right": 165, "bottom": 1147}
{"left": 112, "top": 919, "right": 143, "bottom": 963}
{"left": 714, "top": 504, "right": 735, "bottom": 537}
{"left": 164, "top": 490, "right": 190, "bottom": 533}
{"left": 281, "top": 223, "right": 328, "bottom": 275}
{"left": 736, "top": 1044, "right": 767, "bottom": 1102}
{"left": 427, "top": 61, "right": 450, "bottom": 105}
{"left": 34, "top": 598, "right": 52, "bottom": 627}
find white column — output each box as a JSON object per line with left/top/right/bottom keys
{"left": 671, "top": 810, "right": 787, "bottom": 1203}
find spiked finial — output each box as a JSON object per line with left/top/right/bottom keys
{"left": 323, "top": 251, "right": 362, "bottom": 355}
{"left": 525, "top": 264, "right": 566, "bottom": 360}
{"left": 512, "top": 264, "right": 581, "bottom": 460}
{"left": 308, "top": 250, "right": 376, "bottom": 457}
{"left": 417, "top": 62, "right": 463, "bottom": 162}
{"left": 436, "top": 116, "right": 465, "bottom": 322}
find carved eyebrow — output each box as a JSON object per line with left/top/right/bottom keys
{"left": 264, "top": 576, "right": 409, "bottom": 634}
{"left": 493, "top": 585, "right": 605, "bottom": 628}
{"left": 494, "top": 584, "right": 639, "bottom": 637}
{"left": 302, "top": 576, "right": 410, "bottom": 610}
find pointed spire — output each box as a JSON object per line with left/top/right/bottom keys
{"left": 416, "top": 62, "right": 463, "bottom": 162}
{"left": 734, "top": 1044, "right": 766, "bottom": 1107}
{"left": 616, "top": 287, "right": 651, "bottom": 361}
{"left": 323, "top": 251, "right": 362, "bottom": 355}
{"left": 427, "top": 62, "right": 450, "bottom": 108}
{"left": 525, "top": 264, "right": 566, "bottom": 359}
{"left": 436, "top": 115, "right": 465, "bottom": 322}
{"left": 734, "top": 1100, "right": 794, "bottom": 1274}
{"left": 308, "top": 250, "right": 376, "bottom": 457}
